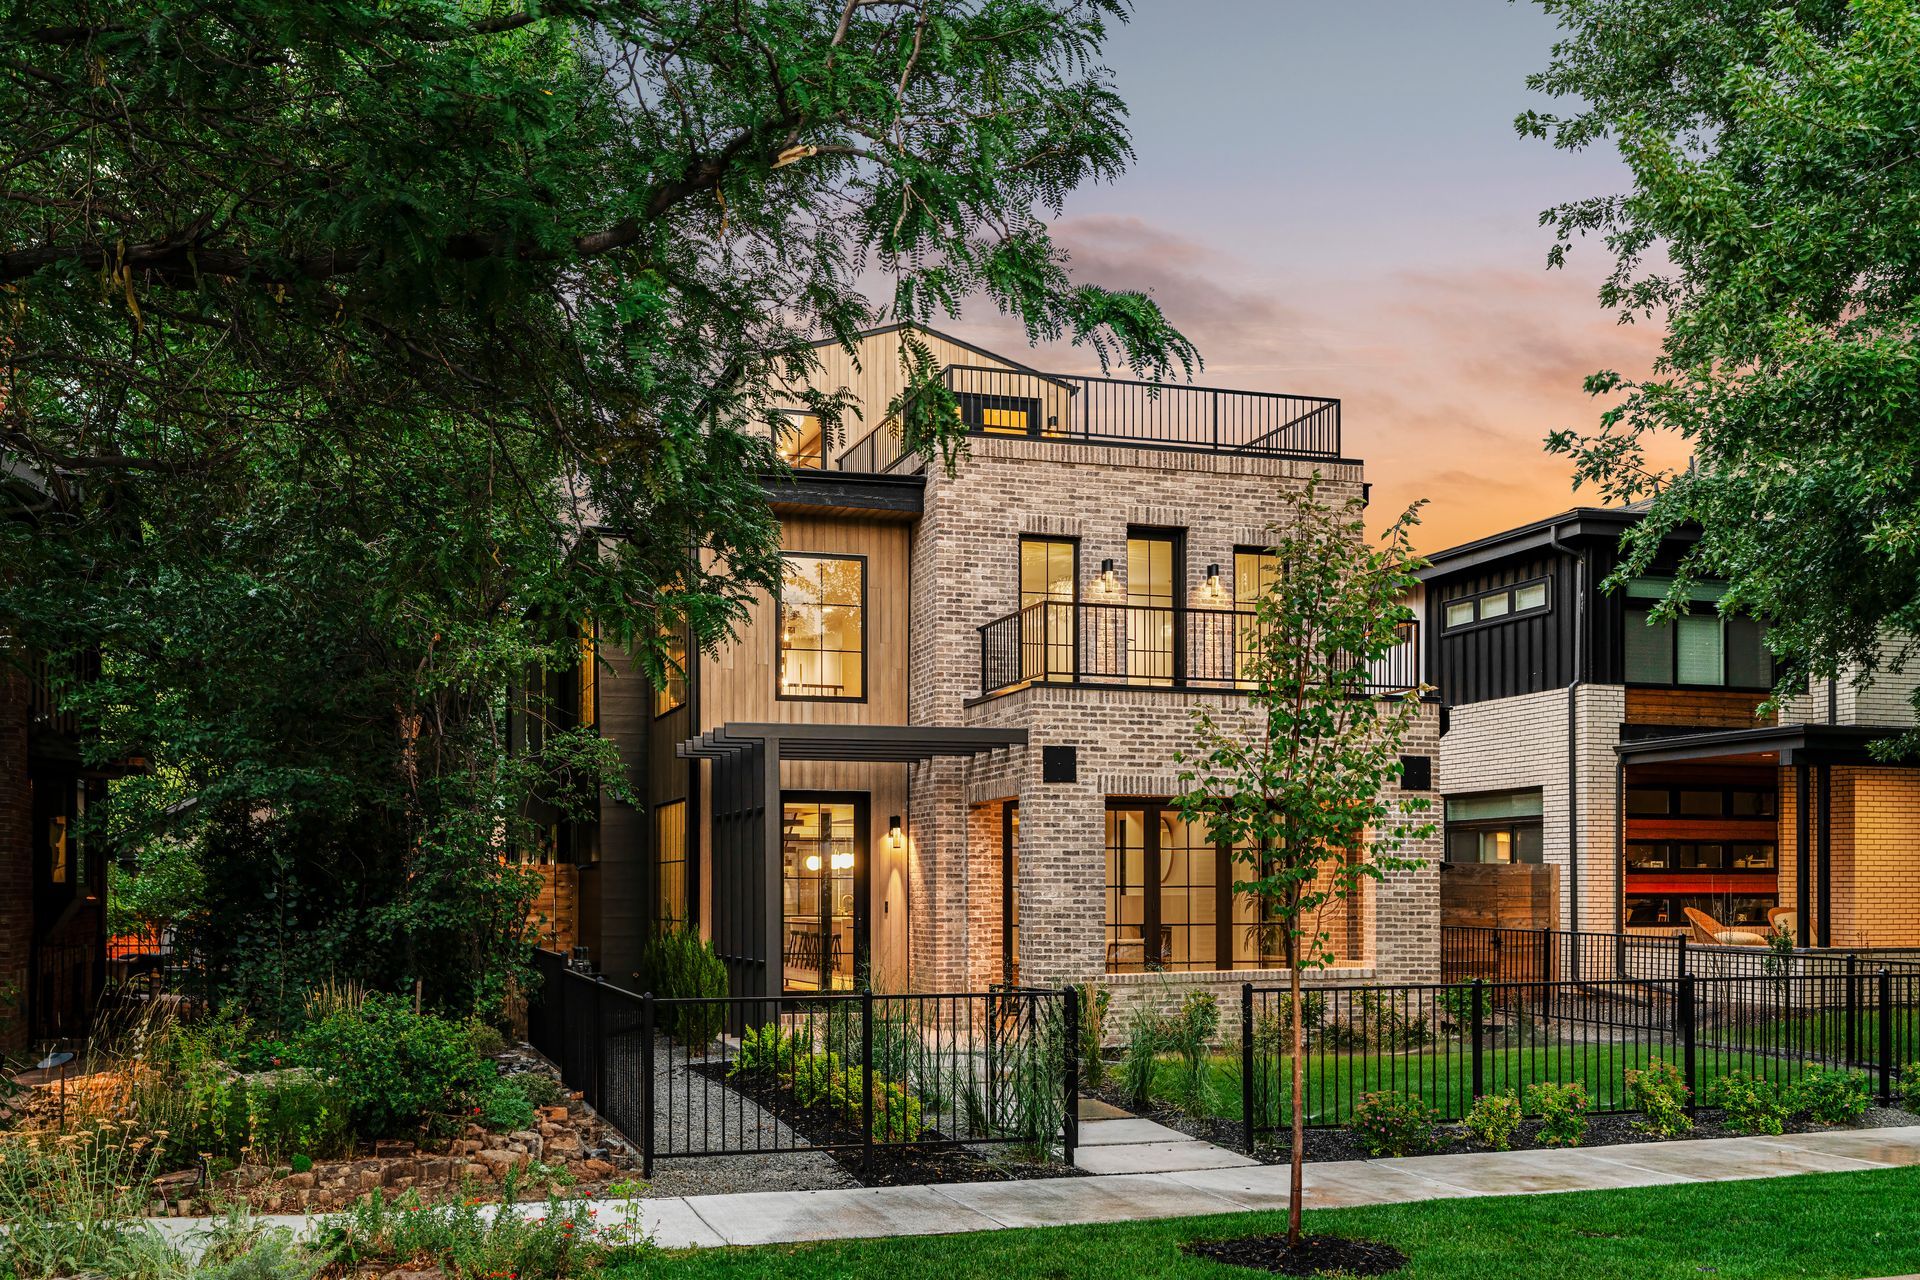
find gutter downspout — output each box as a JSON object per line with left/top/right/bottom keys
{"left": 1547, "top": 524, "right": 1587, "bottom": 949}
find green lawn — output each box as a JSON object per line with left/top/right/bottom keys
{"left": 611, "top": 1167, "right": 1920, "bottom": 1279}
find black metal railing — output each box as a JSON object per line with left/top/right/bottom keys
{"left": 836, "top": 365, "right": 1342, "bottom": 473}
{"left": 978, "top": 603, "right": 1419, "bottom": 698}
{"left": 1441, "top": 924, "right": 1920, "bottom": 985}
{"left": 527, "top": 951, "right": 1078, "bottom": 1176}
{"left": 1239, "top": 967, "right": 1920, "bottom": 1148}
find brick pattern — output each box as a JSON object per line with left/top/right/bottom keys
{"left": 0, "top": 671, "right": 29, "bottom": 1055}
{"left": 1779, "top": 766, "right": 1920, "bottom": 949}
{"left": 1435, "top": 685, "right": 1623, "bottom": 935}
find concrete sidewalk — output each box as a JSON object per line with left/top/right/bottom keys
{"left": 145, "top": 1124, "right": 1920, "bottom": 1252}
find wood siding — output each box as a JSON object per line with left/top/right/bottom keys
{"left": 793, "top": 329, "right": 1024, "bottom": 464}
{"left": 1439, "top": 862, "right": 1560, "bottom": 931}
{"left": 1624, "top": 688, "right": 1775, "bottom": 729}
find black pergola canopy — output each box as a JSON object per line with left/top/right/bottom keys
{"left": 678, "top": 722, "right": 1027, "bottom": 997}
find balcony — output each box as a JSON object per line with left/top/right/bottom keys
{"left": 976, "top": 603, "right": 1420, "bottom": 699}
{"left": 823, "top": 365, "right": 1342, "bottom": 474}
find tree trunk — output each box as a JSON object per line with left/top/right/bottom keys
{"left": 1289, "top": 944, "right": 1305, "bottom": 1243}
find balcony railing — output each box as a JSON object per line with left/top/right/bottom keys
{"left": 837, "top": 365, "right": 1342, "bottom": 474}
{"left": 977, "top": 603, "right": 1419, "bottom": 698}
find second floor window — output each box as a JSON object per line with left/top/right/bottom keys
{"left": 1020, "top": 537, "right": 1076, "bottom": 681}
{"left": 1233, "top": 549, "right": 1281, "bottom": 683}
{"left": 654, "top": 623, "right": 689, "bottom": 717}
{"left": 778, "top": 553, "right": 866, "bottom": 700}
{"left": 1624, "top": 577, "right": 1772, "bottom": 689}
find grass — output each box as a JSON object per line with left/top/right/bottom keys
{"left": 608, "top": 1166, "right": 1920, "bottom": 1279}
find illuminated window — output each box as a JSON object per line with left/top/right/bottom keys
{"left": 654, "top": 623, "right": 688, "bottom": 717}
{"left": 957, "top": 392, "right": 1039, "bottom": 435}
{"left": 1233, "top": 549, "right": 1281, "bottom": 684}
{"left": 777, "top": 413, "right": 825, "bottom": 469}
{"left": 1444, "top": 790, "right": 1544, "bottom": 864}
{"left": 777, "top": 554, "right": 865, "bottom": 700}
{"left": 1126, "top": 532, "right": 1179, "bottom": 685}
{"left": 577, "top": 624, "right": 597, "bottom": 729}
{"left": 655, "top": 800, "right": 687, "bottom": 929}
{"left": 1019, "top": 537, "right": 1077, "bottom": 681}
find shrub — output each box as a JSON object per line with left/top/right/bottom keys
{"left": 1525, "top": 1081, "right": 1590, "bottom": 1148}
{"left": 243, "top": 1068, "right": 353, "bottom": 1161}
{"left": 1328, "top": 990, "right": 1432, "bottom": 1051}
{"left": 505, "top": 1071, "right": 569, "bottom": 1111}
{"left": 290, "top": 1153, "right": 314, "bottom": 1174}
{"left": 465, "top": 1019, "right": 510, "bottom": 1060}
{"left": 1348, "top": 1091, "right": 1439, "bottom": 1157}
{"left": 1075, "top": 983, "right": 1112, "bottom": 1090}
{"left": 329, "top": 1186, "right": 651, "bottom": 1276}
{"left": 731, "top": 1023, "right": 802, "bottom": 1079}
{"left": 294, "top": 993, "right": 492, "bottom": 1140}
{"left": 1463, "top": 1092, "right": 1522, "bottom": 1151}
{"left": 1624, "top": 1058, "right": 1693, "bottom": 1138}
{"left": 1790, "top": 1065, "right": 1871, "bottom": 1126}
{"left": 1899, "top": 1060, "right": 1920, "bottom": 1111}
{"left": 1120, "top": 1004, "right": 1162, "bottom": 1111}
{"left": 1708, "top": 1072, "right": 1788, "bottom": 1135}
{"left": 637, "top": 927, "right": 729, "bottom": 1047}
{"left": 477, "top": 1074, "right": 537, "bottom": 1133}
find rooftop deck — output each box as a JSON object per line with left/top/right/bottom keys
{"left": 780, "top": 365, "right": 1344, "bottom": 474}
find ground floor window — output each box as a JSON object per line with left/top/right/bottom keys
{"left": 780, "top": 795, "right": 867, "bottom": 992}
{"left": 1104, "top": 803, "right": 1290, "bottom": 973}
{"left": 1444, "top": 789, "right": 1544, "bottom": 864}
{"left": 1626, "top": 893, "right": 1774, "bottom": 929}
{"left": 654, "top": 799, "right": 688, "bottom": 929}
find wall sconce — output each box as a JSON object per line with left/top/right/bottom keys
{"left": 1204, "top": 563, "right": 1224, "bottom": 602}
{"left": 888, "top": 816, "right": 904, "bottom": 850}
{"left": 1096, "top": 558, "right": 1117, "bottom": 594}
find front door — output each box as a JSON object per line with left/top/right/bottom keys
{"left": 780, "top": 794, "right": 869, "bottom": 992}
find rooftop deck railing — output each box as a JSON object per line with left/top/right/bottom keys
{"left": 836, "top": 365, "right": 1343, "bottom": 474}
{"left": 977, "top": 603, "right": 1419, "bottom": 699}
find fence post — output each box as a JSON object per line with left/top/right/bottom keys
{"left": 1879, "top": 968, "right": 1894, "bottom": 1107}
{"left": 639, "top": 992, "right": 655, "bottom": 1179}
{"left": 861, "top": 988, "right": 875, "bottom": 1170}
{"left": 1063, "top": 986, "right": 1081, "bottom": 1166}
{"left": 1537, "top": 928, "right": 1551, "bottom": 984}
{"left": 593, "top": 973, "right": 608, "bottom": 1113}
{"left": 1676, "top": 935, "right": 1689, "bottom": 981}
{"left": 1680, "top": 977, "right": 1697, "bottom": 1115}
{"left": 1240, "top": 983, "right": 1255, "bottom": 1152}
{"left": 1470, "top": 980, "right": 1485, "bottom": 1100}
{"left": 1846, "top": 953, "right": 1860, "bottom": 1068}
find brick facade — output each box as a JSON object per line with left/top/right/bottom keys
{"left": 893, "top": 438, "right": 1440, "bottom": 996}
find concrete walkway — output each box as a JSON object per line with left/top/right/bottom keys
{"left": 1071, "top": 1098, "right": 1256, "bottom": 1176}
{"left": 145, "top": 1125, "right": 1920, "bottom": 1253}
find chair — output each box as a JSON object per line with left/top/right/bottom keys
{"left": 1684, "top": 907, "right": 1768, "bottom": 947}
{"left": 1766, "top": 907, "right": 1798, "bottom": 943}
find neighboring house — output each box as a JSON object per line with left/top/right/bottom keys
{"left": 1420, "top": 505, "right": 1920, "bottom": 951}
{"left": 1, "top": 467, "right": 109, "bottom": 1057}
{"left": 549, "top": 325, "right": 1438, "bottom": 1004}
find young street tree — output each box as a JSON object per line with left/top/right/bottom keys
{"left": 0, "top": 0, "right": 1195, "bottom": 1016}
{"left": 1523, "top": 1, "right": 1920, "bottom": 744}
{"left": 1174, "top": 482, "right": 1434, "bottom": 1245}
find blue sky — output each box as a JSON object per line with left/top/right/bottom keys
{"left": 946, "top": 0, "right": 1672, "bottom": 551}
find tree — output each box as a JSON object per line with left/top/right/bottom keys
{"left": 1173, "top": 481, "right": 1433, "bottom": 1246}
{"left": 1523, "top": 1, "right": 1920, "bottom": 743}
{"left": 0, "top": 0, "right": 1197, "bottom": 1018}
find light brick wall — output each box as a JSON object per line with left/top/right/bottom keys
{"left": 895, "top": 438, "right": 1438, "bottom": 995}
{"left": 1779, "top": 765, "right": 1920, "bottom": 949}
{"left": 1436, "top": 684, "right": 1623, "bottom": 935}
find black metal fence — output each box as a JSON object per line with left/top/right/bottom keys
{"left": 978, "top": 603, "right": 1420, "bottom": 698}
{"left": 1240, "top": 968, "right": 1920, "bottom": 1149}
{"left": 1442, "top": 925, "right": 1920, "bottom": 985}
{"left": 528, "top": 952, "right": 1078, "bottom": 1176}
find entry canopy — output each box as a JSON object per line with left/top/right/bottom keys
{"left": 677, "top": 722, "right": 1027, "bottom": 999}
{"left": 1615, "top": 723, "right": 1911, "bottom": 768}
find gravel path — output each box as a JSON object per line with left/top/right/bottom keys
{"left": 634, "top": 1036, "right": 856, "bottom": 1198}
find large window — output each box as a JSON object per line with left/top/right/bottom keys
{"left": 1126, "top": 531, "right": 1180, "bottom": 685}
{"left": 1020, "top": 537, "right": 1077, "bottom": 681}
{"left": 780, "top": 797, "right": 863, "bottom": 992}
{"left": 1625, "top": 784, "right": 1775, "bottom": 819}
{"left": 654, "top": 800, "right": 688, "bottom": 929}
{"left": 1445, "top": 789, "right": 1544, "bottom": 864}
{"left": 1233, "top": 548, "right": 1281, "bottom": 684}
{"left": 777, "top": 554, "right": 865, "bottom": 700}
{"left": 654, "top": 623, "right": 688, "bottom": 717}
{"left": 1623, "top": 577, "right": 1773, "bottom": 688}
{"left": 1104, "top": 804, "right": 1296, "bottom": 973}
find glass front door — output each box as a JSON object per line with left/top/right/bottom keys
{"left": 781, "top": 796, "right": 867, "bottom": 991}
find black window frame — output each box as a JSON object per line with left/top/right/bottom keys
{"left": 1623, "top": 784, "right": 1777, "bottom": 820}
{"left": 775, "top": 551, "right": 869, "bottom": 704}
{"left": 1440, "top": 575, "right": 1553, "bottom": 634}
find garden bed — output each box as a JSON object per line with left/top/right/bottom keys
{"left": 689, "top": 1059, "right": 1077, "bottom": 1187}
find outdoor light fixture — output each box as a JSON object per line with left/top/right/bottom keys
{"left": 888, "top": 815, "right": 903, "bottom": 849}
{"left": 1097, "top": 558, "right": 1117, "bottom": 593}
{"left": 1204, "top": 563, "right": 1224, "bottom": 601}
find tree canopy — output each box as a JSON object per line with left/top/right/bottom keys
{"left": 0, "top": 0, "right": 1195, "bottom": 1017}
{"left": 1524, "top": 0, "right": 1920, "bottom": 736}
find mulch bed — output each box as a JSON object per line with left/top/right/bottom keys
{"left": 689, "top": 1062, "right": 1077, "bottom": 1187}
{"left": 1184, "top": 1234, "right": 1408, "bottom": 1276}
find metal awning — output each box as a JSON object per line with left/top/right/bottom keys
{"left": 1616, "top": 722, "right": 1911, "bottom": 768}
{"left": 678, "top": 722, "right": 1026, "bottom": 999}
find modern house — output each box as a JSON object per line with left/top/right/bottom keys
{"left": 552, "top": 326, "right": 1438, "bottom": 1005}
{"left": 1421, "top": 506, "right": 1920, "bottom": 952}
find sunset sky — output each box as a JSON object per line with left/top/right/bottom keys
{"left": 938, "top": 0, "right": 1671, "bottom": 553}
